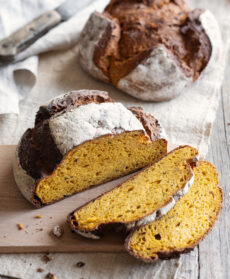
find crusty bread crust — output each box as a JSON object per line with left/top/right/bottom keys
{"left": 78, "top": 1, "right": 221, "bottom": 101}
{"left": 117, "top": 45, "right": 192, "bottom": 101}
{"left": 78, "top": 12, "right": 115, "bottom": 82}
{"left": 14, "top": 90, "right": 166, "bottom": 207}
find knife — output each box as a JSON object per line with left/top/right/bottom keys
{"left": 0, "top": 0, "right": 94, "bottom": 64}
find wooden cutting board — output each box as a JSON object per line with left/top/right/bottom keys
{"left": 0, "top": 144, "right": 175, "bottom": 253}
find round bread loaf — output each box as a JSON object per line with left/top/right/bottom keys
{"left": 78, "top": 0, "right": 222, "bottom": 101}
{"left": 13, "top": 90, "right": 167, "bottom": 207}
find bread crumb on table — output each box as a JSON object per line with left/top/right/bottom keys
{"left": 76, "top": 261, "right": 85, "bottom": 268}
{"left": 35, "top": 214, "right": 43, "bottom": 219}
{"left": 42, "top": 253, "right": 52, "bottom": 263}
{"left": 37, "top": 268, "right": 44, "bottom": 272}
{"left": 17, "top": 223, "right": 23, "bottom": 230}
{"left": 52, "top": 225, "right": 64, "bottom": 238}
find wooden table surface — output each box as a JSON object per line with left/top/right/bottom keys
{"left": 176, "top": 43, "right": 230, "bottom": 279}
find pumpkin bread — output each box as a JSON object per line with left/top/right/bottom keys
{"left": 126, "top": 161, "right": 222, "bottom": 262}
{"left": 68, "top": 145, "right": 198, "bottom": 239}
{"left": 13, "top": 90, "right": 167, "bottom": 207}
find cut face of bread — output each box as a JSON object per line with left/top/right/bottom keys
{"left": 68, "top": 146, "right": 198, "bottom": 238}
{"left": 35, "top": 131, "right": 166, "bottom": 205}
{"left": 126, "top": 161, "right": 222, "bottom": 262}
{"left": 13, "top": 90, "right": 167, "bottom": 207}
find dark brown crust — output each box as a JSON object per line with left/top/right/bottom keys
{"left": 125, "top": 161, "right": 223, "bottom": 263}
{"left": 91, "top": 0, "right": 211, "bottom": 83}
{"left": 18, "top": 125, "right": 63, "bottom": 180}
{"left": 67, "top": 145, "right": 197, "bottom": 236}
{"left": 180, "top": 9, "right": 212, "bottom": 80}
{"left": 32, "top": 132, "right": 167, "bottom": 208}
{"left": 93, "top": 13, "right": 120, "bottom": 79}
{"left": 32, "top": 121, "right": 63, "bottom": 176}
{"left": 128, "top": 107, "right": 162, "bottom": 141}
{"left": 18, "top": 129, "right": 41, "bottom": 179}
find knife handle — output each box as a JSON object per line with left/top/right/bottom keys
{"left": 0, "top": 10, "right": 62, "bottom": 63}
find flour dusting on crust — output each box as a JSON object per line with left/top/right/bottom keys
{"left": 49, "top": 102, "right": 145, "bottom": 155}
{"left": 79, "top": 12, "right": 110, "bottom": 82}
{"left": 117, "top": 46, "right": 192, "bottom": 101}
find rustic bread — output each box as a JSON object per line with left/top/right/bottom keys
{"left": 68, "top": 146, "right": 198, "bottom": 239}
{"left": 13, "top": 90, "right": 167, "bottom": 207}
{"left": 126, "top": 161, "right": 222, "bottom": 262}
{"left": 79, "top": 0, "right": 221, "bottom": 101}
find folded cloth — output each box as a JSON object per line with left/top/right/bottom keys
{"left": 0, "top": 0, "right": 109, "bottom": 114}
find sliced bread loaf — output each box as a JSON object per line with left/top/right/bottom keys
{"left": 126, "top": 161, "right": 222, "bottom": 262}
{"left": 13, "top": 90, "right": 167, "bottom": 207}
{"left": 68, "top": 146, "right": 198, "bottom": 239}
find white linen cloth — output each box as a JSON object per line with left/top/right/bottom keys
{"left": 0, "top": 0, "right": 109, "bottom": 113}
{"left": 0, "top": 0, "right": 230, "bottom": 278}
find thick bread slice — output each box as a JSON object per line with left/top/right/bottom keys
{"left": 126, "top": 161, "right": 222, "bottom": 262}
{"left": 68, "top": 146, "right": 198, "bottom": 239}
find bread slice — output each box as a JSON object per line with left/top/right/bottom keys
{"left": 126, "top": 161, "right": 222, "bottom": 262}
{"left": 68, "top": 146, "right": 198, "bottom": 239}
{"left": 13, "top": 90, "right": 167, "bottom": 207}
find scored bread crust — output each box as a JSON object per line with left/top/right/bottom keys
{"left": 78, "top": 1, "right": 222, "bottom": 101}
{"left": 13, "top": 90, "right": 166, "bottom": 207}
{"left": 68, "top": 145, "right": 198, "bottom": 239}
{"left": 117, "top": 10, "right": 221, "bottom": 101}
{"left": 125, "top": 161, "right": 223, "bottom": 263}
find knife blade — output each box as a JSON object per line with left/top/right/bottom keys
{"left": 0, "top": 0, "right": 95, "bottom": 64}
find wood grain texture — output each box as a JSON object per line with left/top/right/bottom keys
{"left": 175, "top": 35, "right": 230, "bottom": 279}
{"left": 198, "top": 45, "right": 230, "bottom": 279}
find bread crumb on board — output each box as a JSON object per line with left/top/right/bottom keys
{"left": 37, "top": 268, "right": 44, "bottom": 272}
{"left": 17, "top": 223, "right": 23, "bottom": 230}
{"left": 52, "top": 225, "right": 64, "bottom": 238}
{"left": 35, "top": 214, "right": 43, "bottom": 219}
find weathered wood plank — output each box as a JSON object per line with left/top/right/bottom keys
{"left": 198, "top": 48, "right": 230, "bottom": 279}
